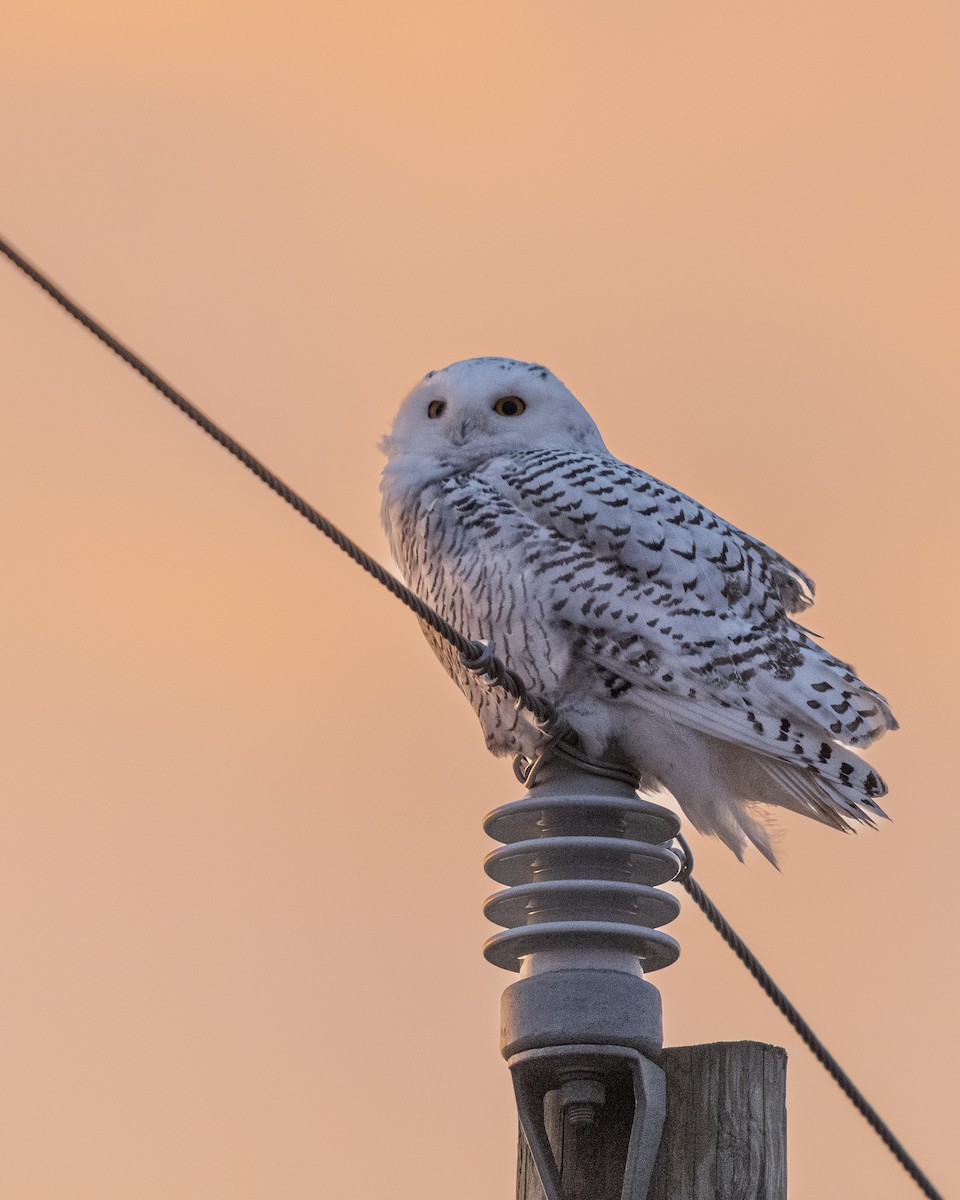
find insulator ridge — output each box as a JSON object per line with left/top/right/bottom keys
{"left": 482, "top": 783, "right": 683, "bottom": 974}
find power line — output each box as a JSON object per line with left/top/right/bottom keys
{"left": 675, "top": 836, "right": 943, "bottom": 1200}
{"left": 0, "top": 233, "right": 944, "bottom": 1200}
{"left": 0, "top": 235, "right": 557, "bottom": 734}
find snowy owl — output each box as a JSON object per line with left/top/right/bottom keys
{"left": 380, "top": 357, "right": 897, "bottom": 861}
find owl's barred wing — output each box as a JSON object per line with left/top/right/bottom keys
{"left": 492, "top": 448, "right": 814, "bottom": 617}
{"left": 478, "top": 448, "right": 896, "bottom": 753}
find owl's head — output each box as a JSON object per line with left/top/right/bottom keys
{"left": 381, "top": 357, "right": 608, "bottom": 469}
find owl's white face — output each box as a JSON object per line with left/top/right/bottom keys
{"left": 382, "top": 357, "right": 609, "bottom": 469}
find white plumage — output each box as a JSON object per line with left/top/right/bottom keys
{"left": 380, "top": 357, "right": 897, "bottom": 862}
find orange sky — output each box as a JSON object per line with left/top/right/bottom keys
{"left": 2, "top": 3, "right": 958, "bottom": 1197}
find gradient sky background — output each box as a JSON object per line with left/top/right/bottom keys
{"left": 2, "top": 3, "right": 958, "bottom": 1197}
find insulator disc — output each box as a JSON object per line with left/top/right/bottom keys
{"left": 483, "top": 921, "right": 681, "bottom": 973}
{"left": 484, "top": 793, "right": 680, "bottom": 846}
{"left": 484, "top": 835, "right": 681, "bottom": 887}
{"left": 483, "top": 879, "right": 681, "bottom": 930}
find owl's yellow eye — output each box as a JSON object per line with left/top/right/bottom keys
{"left": 493, "top": 395, "right": 526, "bottom": 417}
{"left": 427, "top": 399, "right": 446, "bottom": 419}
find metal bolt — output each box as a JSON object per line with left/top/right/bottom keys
{"left": 558, "top": 1075, "right": 606, "bottom": 1126}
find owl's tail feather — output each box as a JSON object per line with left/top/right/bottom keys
{"left": 686, "top": 739, "right": 890, "bottom": 864}
{"left": 624, "top": 685, "right": 889, "bottom": 812}
{"left": 624, "top": 704, "right": 889, "bottom": 865}
{"left": 746, "top": 752, "right": 888, "bottom": 833}
{"left": 754, "top": 759, "right": 861, "bottom": 830}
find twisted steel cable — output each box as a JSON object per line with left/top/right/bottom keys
{"left": 0, "top": 235, "right": 558, "bottom": 732}
{"left": 675, "top": 835, "right": 943, "bottom": 1200}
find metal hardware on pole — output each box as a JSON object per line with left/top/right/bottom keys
{"left": 483, "top": 757, "right": 682, "bottom": 1200}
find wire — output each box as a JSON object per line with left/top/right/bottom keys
{"left": 0, "top": 235, "right": 558, "bottom": 733}
{"left": 675, "top": 835, "right": 943, "bottom": 1200}
{"left": 0, "top": 233, "right": 943, "bottom": 1200}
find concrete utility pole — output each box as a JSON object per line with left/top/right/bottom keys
{"left": 482, "top": 758, "right": 787, "bottom": 1200}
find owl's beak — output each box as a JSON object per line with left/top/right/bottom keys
{"left": 449, "top": 414, "right": 484, "bottom": 445}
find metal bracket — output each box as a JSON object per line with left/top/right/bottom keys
{"left": 512, "top": 1044, "right": 666, "bottom": 1200}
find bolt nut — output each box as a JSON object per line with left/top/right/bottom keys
{"left": 558, "top": 1076, "right": 606, "bottom": 1125}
